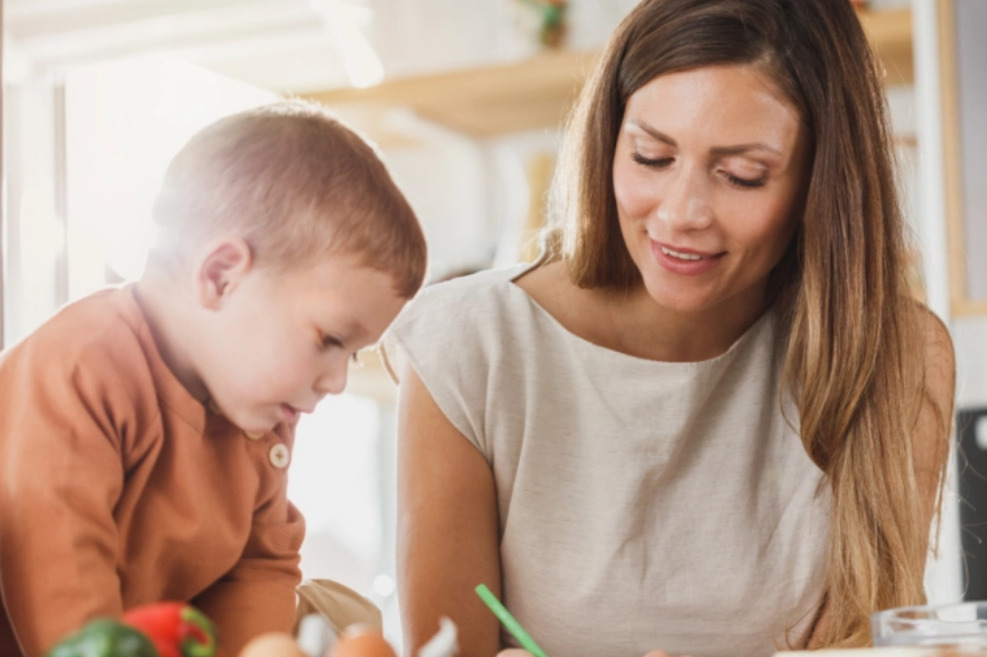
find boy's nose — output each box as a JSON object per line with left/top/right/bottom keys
{"left": 315, "top": 363, "right": 348, "bottom": 396}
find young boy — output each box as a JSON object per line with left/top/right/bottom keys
{"left": 0, "top": 100, "right": 427, "bottom": 657}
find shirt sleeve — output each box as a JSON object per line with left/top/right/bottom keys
{"left": 192, "top": 428, "right": 305, "bottom": 657}
{"left": 382, "top": 276, "right": 499, "bottom": 458}
{"left": 0, "top": 342, "right": 131, "bottom": 656}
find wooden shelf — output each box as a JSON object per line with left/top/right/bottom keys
{"left": 304, "top": 7, "right": 913, "bottom": 138}
{"left": 858, "top": 6, "right": 914, "bottom": 86}
{"left": 304, "top": 48, "right": 595, "bottom": 138}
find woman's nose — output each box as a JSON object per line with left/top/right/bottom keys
{"left": 657, "top": 165, "right": 714, "bottom": 231}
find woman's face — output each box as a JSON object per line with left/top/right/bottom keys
{"left": 612, "top": 64, "right": 809, "bottom": 320}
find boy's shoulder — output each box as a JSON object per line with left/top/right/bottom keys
{"left": 0, "top": 286, "right": 167, "bottom": 442}
{"left": 1, "top": 286, "right": 148, "bottom": 379}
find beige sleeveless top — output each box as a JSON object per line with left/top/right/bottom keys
{"left": 385, "top": 263, "right": 830, "bottom": 657}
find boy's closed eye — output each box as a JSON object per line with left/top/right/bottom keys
{"left": 319, "top": 332, "right": 343, "bottom": 350}
{"left": 318, "top": 332, "right": 363, "bottom": 364}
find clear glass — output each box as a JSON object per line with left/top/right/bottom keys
{"left": 872, "top": 601, "right": 987, "bottom": 649}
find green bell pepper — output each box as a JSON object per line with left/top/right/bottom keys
{"left": 44, "top": 618, "right": 159, "bottom": 657}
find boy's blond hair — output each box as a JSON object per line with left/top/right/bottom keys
{"left": 149, "top": 99, "right": 426, "bottom": 298}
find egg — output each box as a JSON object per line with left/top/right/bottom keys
{"left": 328, "top": 625, "right": 398, "bottom": 657}
{"left": 239, "top": 631, "right": 308, "bottom": 657}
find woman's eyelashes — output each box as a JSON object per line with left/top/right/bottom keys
{"left": 632, "top": 152, "right": 672, "bottom": 167}
{"left": 723, "top": 172, "right": 767, "bottom": 189}
{"left": 631, "top": 151, "right": 767, "bottom": 189}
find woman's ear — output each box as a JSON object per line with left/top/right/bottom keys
{"left": 196, "top": 237, "right": 253, "bottom": 310}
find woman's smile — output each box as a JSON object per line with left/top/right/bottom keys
{"left": 651, "top": 239, "right": 726, "bottom": 276}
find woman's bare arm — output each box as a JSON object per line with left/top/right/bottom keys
{"left": 396, "top": 365, "right": 502, "bottom": 657}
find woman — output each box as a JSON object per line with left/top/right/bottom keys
{"left": 383, "top": 0, "right": 955, "bottom": 655}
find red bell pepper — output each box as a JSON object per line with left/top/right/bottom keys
{"left": 121, "top": 602, "right": 217, "bottom": 657}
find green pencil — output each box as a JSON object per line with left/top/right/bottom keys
{"left": 474, "top": 583, "right": 550, "bottom": 657}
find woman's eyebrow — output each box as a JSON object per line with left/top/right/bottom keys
{"left": 710, "top": 143, "right": 782, "bottom": 157}
{"left": 628, "top": 119, "right": 676, "bottom": 146}
{"left": 629, "top": 119, "right": 782, "bottom": 156}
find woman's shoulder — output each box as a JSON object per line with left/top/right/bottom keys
{"left": 421, "top": 262, "right": 533, "bottom": 302}
{"left": 512, "top": 259, "right": 604, "bottom": 334}
{"left": 906, "top": 302, "right": 955, "bottom": 389}
{"left": 918, "top": 309, "right": 955, "bottom": 439}
{"left": 513, "top": 258, "right": 575, "bottom": 302}
{"left": 391, "top": 262, "right": 537, "bottom": 328}
{"left": 899, "top": 302, "right": 955, "bottom": 522}
{"left": 382, "top": 262, "right": 544, "bottom": 367}
{"left": 899, "top": 301, "right": 955, "bottom": 452}
{"left": 916, "top": 304, "right": 953, "bottom": 356}
{"left": 380, "top": 262, "right": 545, "bottom": 392}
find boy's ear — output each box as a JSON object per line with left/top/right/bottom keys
{"left": 196, "top": 238, "right": 253, "bottom": 310}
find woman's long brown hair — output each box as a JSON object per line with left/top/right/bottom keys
{"left": 545, "top": 0, "right": 952, "bottom": 646}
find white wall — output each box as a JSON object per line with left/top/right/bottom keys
{"left": 955, "top": 319, "right": 987, "bottom": 409}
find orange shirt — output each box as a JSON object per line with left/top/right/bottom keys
{"left": 0, "top": 286, "right": 305, "bottom": 657}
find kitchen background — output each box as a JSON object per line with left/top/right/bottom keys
{"left": 2, "top": 0, "right": 985, "bottom": 648}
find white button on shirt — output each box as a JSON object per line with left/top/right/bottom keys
{"left": 268, "top": 443, "right": 290, "bottom": 469}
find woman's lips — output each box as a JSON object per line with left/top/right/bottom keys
{"left": 650, "top": 240, "right": 725, "bottom": 276}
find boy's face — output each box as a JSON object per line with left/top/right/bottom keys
{"left": 195, "top": 245, "right": 407, "bottom": 434}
